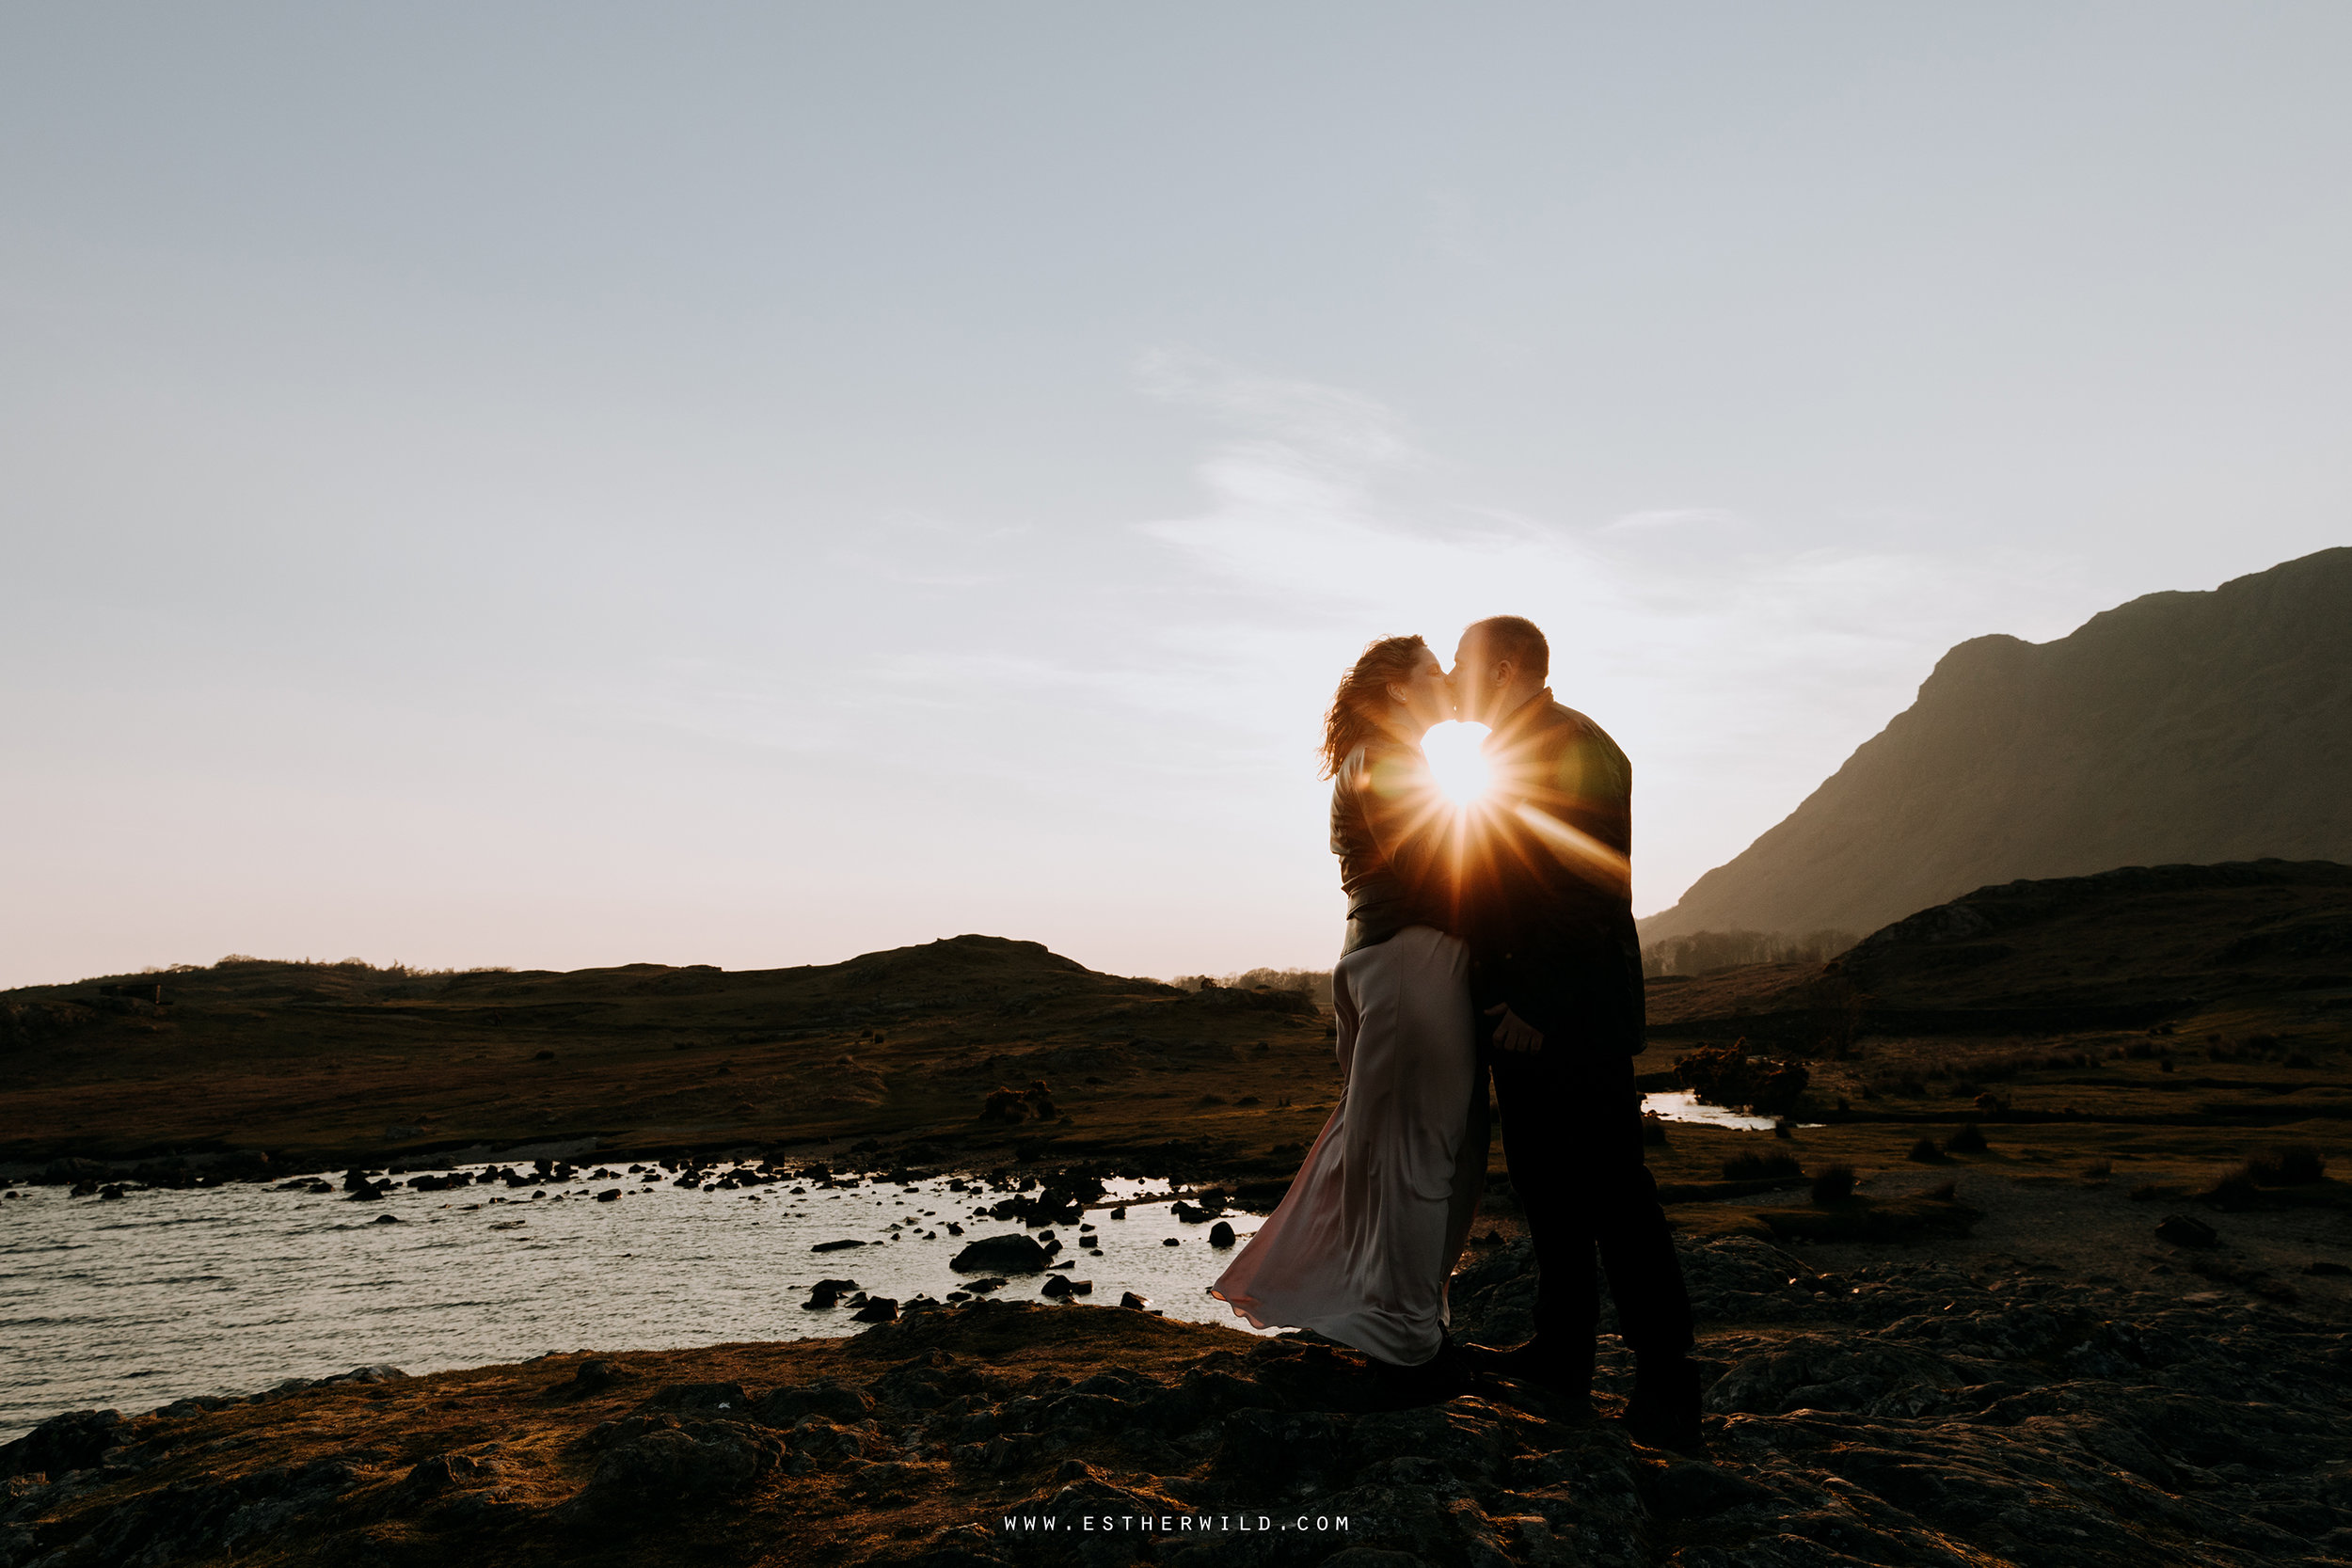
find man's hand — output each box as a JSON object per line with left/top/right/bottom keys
{"left": 1485, "top": 1003, "right": 1543, "bottom": 1053}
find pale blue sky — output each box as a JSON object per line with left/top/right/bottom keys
{"left": 4, "top": 4, "right": 2347, "bottom": 987}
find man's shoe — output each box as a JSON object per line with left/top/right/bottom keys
{"left": 1458, "top": 1337, "right": 1594, "bottom": 1419}
{"left": 1622, "top": 1354, "right": 1705, "bottom": 1453}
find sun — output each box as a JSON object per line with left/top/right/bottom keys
{"left": 1422, "top": 721, "right": 1492, "bottom": 806}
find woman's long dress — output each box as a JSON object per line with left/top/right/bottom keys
{"left": 1208, "top": 736, "right": 1489, "bottom": 1365}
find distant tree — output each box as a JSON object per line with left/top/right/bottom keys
{"left": 1165, "top": 967, "right": 1335, "bottom": 1007}
{"left": 1641, "top": 927, "right": 1858, "bottom": 977}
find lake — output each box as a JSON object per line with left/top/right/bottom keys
{"left": 1, "top": 1091, "right": 1756, "bottom": 1441}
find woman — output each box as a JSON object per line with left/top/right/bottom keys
{"left": 1208, "top": 635, "right": 1489, "bottom": 1397}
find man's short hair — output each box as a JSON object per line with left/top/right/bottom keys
{"left": 1463, "top": 615, "right": 1549, "bottom": 683}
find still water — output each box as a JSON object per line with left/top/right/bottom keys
{"left": 0, "top": 1166, "right": 1269, "bottom": 1443}
{"left": 2, "top": 1092, "right": 1754, "bottom": 1441}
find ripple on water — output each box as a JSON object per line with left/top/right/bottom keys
{"left": 0, "top": 1166, "right": 1273, "bottom": 1440}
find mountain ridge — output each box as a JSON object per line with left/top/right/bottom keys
{"left": 1642, "top": 546, "right": 2352, "bottom": 942}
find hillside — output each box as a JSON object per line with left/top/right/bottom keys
{"left": 1645, "top": 858, "right": 2352, "bottom": 1044}
{"left": 0, "top": 937, "right": 1337, "bottom": 1171}
{"left": 1641, "top": 546, "right": 2352, "bottom": 943}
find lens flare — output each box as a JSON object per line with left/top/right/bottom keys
{"left": 1422, "top": 721, "right": 1492, "bottom": 806}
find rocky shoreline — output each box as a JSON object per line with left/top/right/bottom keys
{"left": 7, "top": 1228, "right": 2350, "bottom": 1568}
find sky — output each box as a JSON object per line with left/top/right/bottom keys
{"left": 3, "top": 4, "right": 2348, "bottom": 989}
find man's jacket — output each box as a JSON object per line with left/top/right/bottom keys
{"left": 1460, "top": 690, "right": 1646, "bottom": 1056}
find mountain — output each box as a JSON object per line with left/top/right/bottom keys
{"left": 1641, "top": 547, "right": 2352, "bottom": 944}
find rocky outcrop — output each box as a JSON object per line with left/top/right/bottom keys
{"left": 4, "top": 1239, "right": 2348, "bottom": 1567}
{"left": 1644, "top": 547, "right": 2352, "bottom": 942}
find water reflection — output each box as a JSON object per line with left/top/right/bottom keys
{"left": 1640, "top": 1089, "right": 1803, "bottom": 1132}
{"left": 0, "top": 1166, "right": 1270, "bottom": 1441}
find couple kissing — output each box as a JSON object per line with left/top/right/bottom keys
{"left": 1209, "top": 614, "right": 1702, "bottom": 1452}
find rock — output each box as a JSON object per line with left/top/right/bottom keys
{"left": 811, "top": 1238, "right": 866, "bottom": 1253}
{"left": 1209, "top": 1220, "right": 1236, "bottom": 1246}
{"left": 562, "top": 1359, "right": 628, "bottom": 1395}
{"left": 1120, "top": 1291, "right": 1149, "bottom": 1309}
{"left": 371, "top": 1212, "right": 402, "bottom": 1224}
{"left": 2157, "top": 1213, "right": 2219, "bottom": 1248}
{"left": 596, "top": 1188, "right": 621, "bottom": 1202}
{"left": 803, "top": 1278, "right": 859, "bottom": 1309}
{"left": 1039, "top": 1275, "right": 1073, "bottom": 1298}
{"left": 1654, "top": 1459, "right": 1773, "bottom": 1517}
{"left": 393, "top": 1450, "right": 500, "bottom": 1499}
{"left": 850, "top": 1297, "right": 898, "bottom": 1323}
{"left": 319, "top": 1365, "right": 409, "bottom": 1386}
{"left": 949, "top": 1232, "right": 1050, "bottom": 1273}
{"left": 580, "top": 1420, "right": 783, "bottom": 1505}
{"left": 0, "top": 1409, "right": 121, "bottom": 1479}
{"left": 1163, "top": 1237, "right": 1180, "bottom": 1246}
{"left": 753, "top": 1380, "right": 873, "bottom": 1426}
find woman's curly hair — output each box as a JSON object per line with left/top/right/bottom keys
{"left": 1318, "top": 634, "right": 1429, "bottom": 780}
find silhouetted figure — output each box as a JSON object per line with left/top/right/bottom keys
{"left": 1211, "top": 635, "right": 1489, "bottom": 1404}
{"left": 1450, "top": 614, "right": 1700, "bottom": 1449}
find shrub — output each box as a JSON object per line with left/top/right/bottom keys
{"left": 1722, "top": 1151, "right": 1802, "bottom": 1181}
{"left": 1906, "top": 1137, "right": 1947, "bottom": 1164}
{"left": 1672, "top": 1038, "right": 1810, "bottom": 1117}
{"left": 2248, "top": 1146, "right": 2327, "bottom": 1186}
{"left": 1810, "top": 1164, "right": 1857, "bottom": 1205}
{"left": 1946, "top": 1122, "right": 1989, "bottom": 1154}
{"left": 2202, "top": 1168, "right": 2261, "bottom": 1209}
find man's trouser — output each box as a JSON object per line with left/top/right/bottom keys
{"left": 1486, "top": 1041, "right": 1694, "bottom": 1363}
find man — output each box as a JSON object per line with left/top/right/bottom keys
{"left": 1447, "top": 614, "right": 1702, "bottom": 1450}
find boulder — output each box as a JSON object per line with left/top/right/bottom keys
{"left": 803, "top": 1278, "right": 858, "bottom": 1309}
{"left": 0, "top": 1409, "right": 121, "bottom": 1479}
{"left": 562, "top": 1359, "right": 628, "bottom": 1395}
{"left": 2156, "top": 1213, "right": 2220, "bottom": 1248}
{"left": 950, "top": 1233, "right": 1050, "bottom": 1274}
{"left": 580, "top": 1421, "right": 783, "bottom": 1505}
